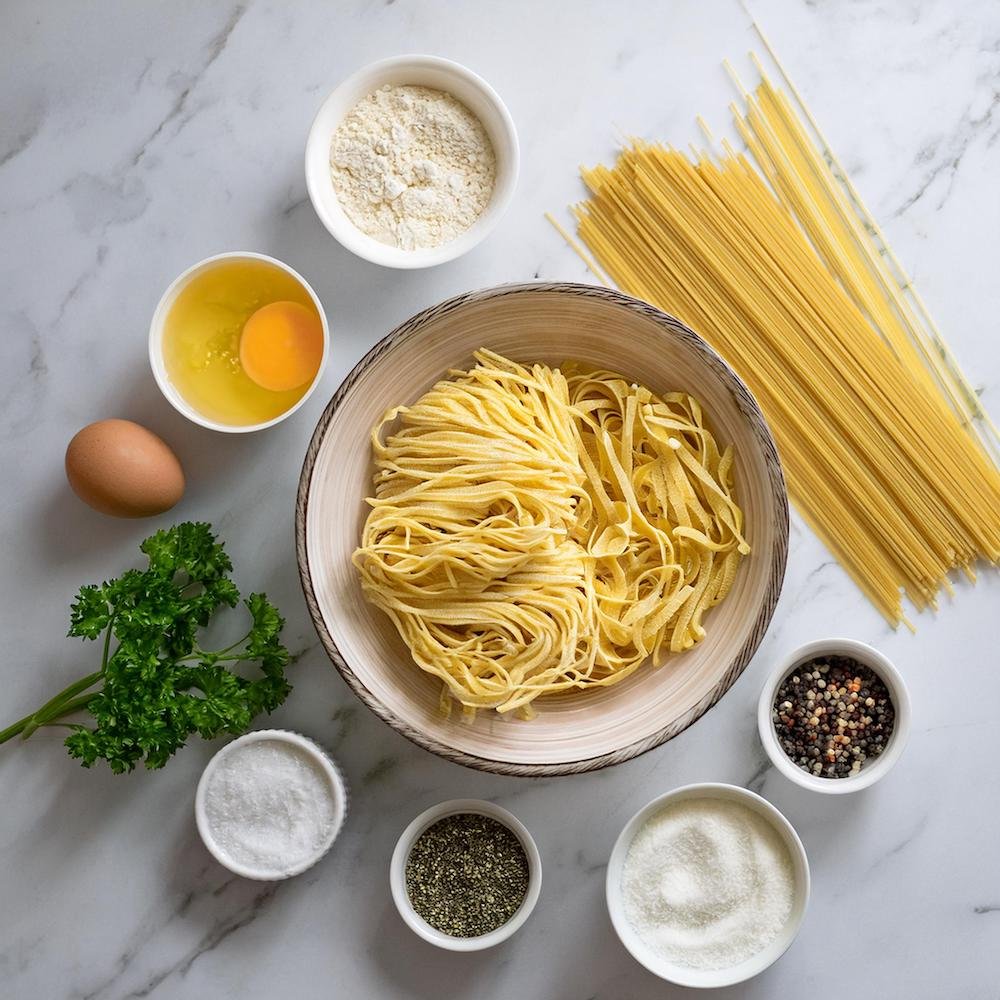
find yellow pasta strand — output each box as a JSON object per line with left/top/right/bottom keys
{"left": 353, "top": 351, "right": 749, "bottom": 715}
{"left": 555, "top": 73, "right": 1000, "bottom": 627}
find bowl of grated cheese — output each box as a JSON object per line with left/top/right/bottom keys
{"left": 305, "top": 55, "right": 519, "bottom": 268}
{"left": 606, "top": 783, "right": 810, "bottom": 987}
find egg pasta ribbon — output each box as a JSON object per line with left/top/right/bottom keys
{"left": 352, "top": 351, "right": 748, "bottom": 716}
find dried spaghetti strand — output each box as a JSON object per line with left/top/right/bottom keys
{"left": 558, "top": 112, "right": 1000, "bottom": 626}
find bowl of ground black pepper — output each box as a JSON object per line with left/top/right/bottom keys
{"left": 758, "top": 638, "right": 911, "bottom": 794}
{"left": 390, "top": 799, "right": 541, "bottom": 950}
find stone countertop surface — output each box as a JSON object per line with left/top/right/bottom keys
{"left": 1, "top": 1, "right": 998, "bottom": 997}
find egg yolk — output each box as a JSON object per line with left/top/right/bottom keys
{"left": 239, "top": 301, "right": 324, "bottom": 392}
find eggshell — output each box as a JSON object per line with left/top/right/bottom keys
{"left": 65, "top": 419, "right": 185, "bottom": 518}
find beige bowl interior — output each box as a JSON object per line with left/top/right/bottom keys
{"left": 297, "top": 284, "right": 787, "bottom": 775}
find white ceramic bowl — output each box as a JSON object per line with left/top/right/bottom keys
{"left": 606, "top": 783, "right": 810, "bottom": 988}
{"left": 305, "top": 55, "right": 519, "bottom": 268}
{"left": 389, "top": 798, "right": 541, "bottom": 950}
{"left": 297, "top": 283, "right": 788, "bottom": 776}
{"left": 195, "top": 729, "right": 348, "bottom": 880}
{"left": 757, "top": 637, "right": 911, "bottom": 794}
{"left": 149, "top": 251, "right": 330, "bottom": 433}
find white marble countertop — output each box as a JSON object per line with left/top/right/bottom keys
{"left": 2, "top": 1, "right": 998, "bottom": 997}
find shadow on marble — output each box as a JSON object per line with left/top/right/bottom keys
{"left": 370, "top": 897, "right": 515, "bottom": 998}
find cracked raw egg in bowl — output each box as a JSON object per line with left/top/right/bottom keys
{"left": 150, "top": 252, "right": 329, "bottom": 432}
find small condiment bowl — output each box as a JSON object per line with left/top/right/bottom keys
{"left": 606, "top": 783, "right": 810, "bottom": 989}
{"left": 757, "top": 637, "right": 911, "bottom": 794}
{"left": 305, "top": 55, "right": 519, "bottom": 269}
{"left": 149, "top": 251, "right": 330, "bottom": 433}
{"left": 389, "top": 798, "right": 541, "bottom": 951}
{"left": 195, "top": 729, "right": 348, "bottom": 881}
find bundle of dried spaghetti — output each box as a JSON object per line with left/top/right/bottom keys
{"left": 565, "top": 130, "right": 1000, "bottom": 626}
{"left": 352, "top": 350, "right": 748, "bottom": 716}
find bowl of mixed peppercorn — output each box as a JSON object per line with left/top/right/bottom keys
{"left": 757, "top": 638, "right": 911, "bottom": 794}
{"left": 390, "top": 799, "right": 541, "bottom": 950}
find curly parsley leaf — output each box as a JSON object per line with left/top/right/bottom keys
{"left": 69, "top": 584, "right": 112, "bottom": 639}
{"left": 2, "top": 522, "right": 293, "bottom": 773}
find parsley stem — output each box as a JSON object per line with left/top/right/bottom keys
{"left": 209, "top": 630, "right": 252, "bottom": 657}
{"left": 0, "top": 715, "right": 33, "bottom": 745}
{"left": 32, "top": 670, "right": 103, "bottom": 720}
{"left": 177, "top": 644, "right": 249, "bottom": 665}
{"left": 38, "top": 692, "right": 98, "bottom": 722}
{"left": 1, "top": 671, "right": 104, "bottom": 744}
{"left": 100, "top": 615, "right": 117, "bottom": 670}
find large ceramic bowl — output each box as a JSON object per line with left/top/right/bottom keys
{"left": 296, "top": 283, "right": 788, "bottom": 775}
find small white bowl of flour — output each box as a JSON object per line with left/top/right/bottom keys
{"left": 607, "top": 783, "right": 810, "bottom": 988}
{"left": 195, "top": 730, "right": 348, "bottom": 880}
{"left": 306, "top": 55, "right": 518, "bottom": 268}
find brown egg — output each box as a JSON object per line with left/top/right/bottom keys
{"left": 65, "top": 419, "right": 185, "bottom": 518}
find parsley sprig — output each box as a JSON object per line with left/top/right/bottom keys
{"left": 0, "top": 522, "right": 291, "bottom": 773}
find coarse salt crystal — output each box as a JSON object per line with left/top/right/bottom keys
{"left": 621, "top": 797, "right": 795, "bottom": 971}
{"left": 202, "top": 739, "right": 338, "bottom": 877}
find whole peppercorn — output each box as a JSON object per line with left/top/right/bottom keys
{"left": 771, "top": 655, "right": 895, "bottom": 779}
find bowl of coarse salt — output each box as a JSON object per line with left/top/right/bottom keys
{"left": 305, "top": 54, "right": 519, "bottom": 268}
{"left": 606, "top": 783, "right": 810, "bottom": 988}
{"left": 195, "top": 729, "right": 348, "bottom": 880}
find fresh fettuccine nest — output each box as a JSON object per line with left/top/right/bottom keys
{"left": 352, "top": 350, "right": 750, "bottom": 717}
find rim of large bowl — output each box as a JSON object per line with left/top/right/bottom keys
{"left": 295, "top": 282, "right": 789, "bottom": 776}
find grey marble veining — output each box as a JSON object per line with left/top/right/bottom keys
{"left": 1, "top": 1, "right": 998, "bottom": 998}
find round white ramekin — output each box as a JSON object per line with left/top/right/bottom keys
{"left": 606, "top": 783, "right": 810, "bottom": 989}
{"left": 389, "top": 798, "right": 541, "bottom": 950}
{"left": 149, "top": 251, "right": 330, "bottom": 433}
{"left": 757, "top": 637, "right": 911, "bottom": 794}
{"left": 305, "top": 55, "right": 519, "bottom": 268}
{"left": 195, "top": 729, "right": 348, "bottom": 880}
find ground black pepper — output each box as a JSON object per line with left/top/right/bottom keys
{"left": 405, "top": 813, "right": 530, "bottom": 937}
{"left": 772, "top": 655, "right": 895, "bottom": 778}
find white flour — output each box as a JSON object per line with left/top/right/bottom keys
{"left": 330, "top": 84, "right": 496, "bottom": 250}
{"left": 203, "top": 739, "right": 337, "bottom": 876}
{"left": 621, "top": 797, "right": 795, "bottom": 971}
